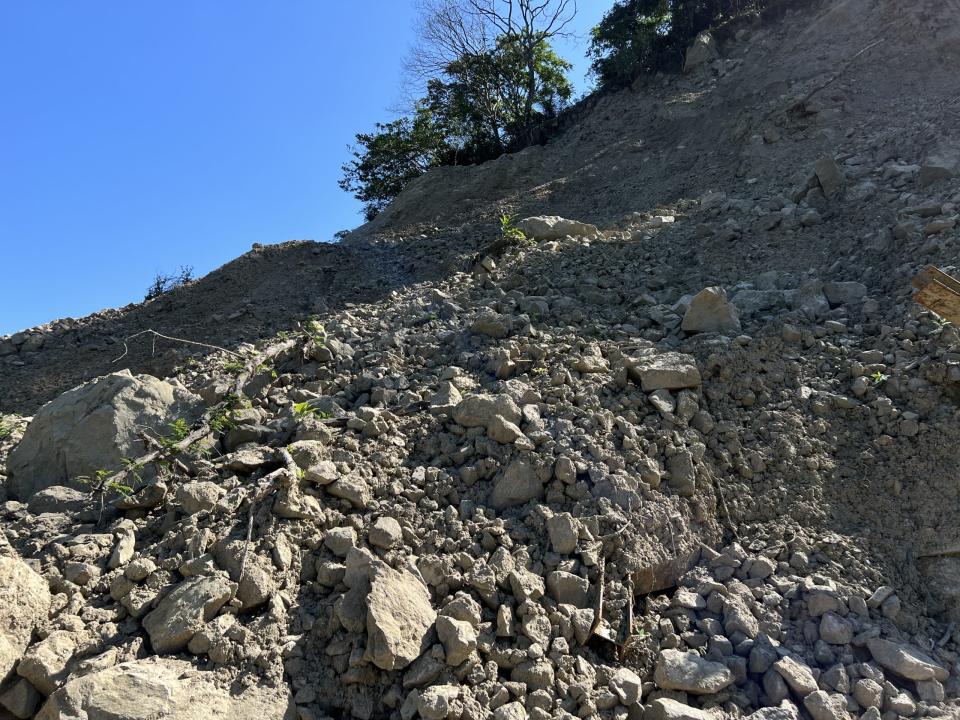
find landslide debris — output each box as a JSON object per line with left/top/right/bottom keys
{"left": 2, "top": 1, "right": 960, "bottom": 719}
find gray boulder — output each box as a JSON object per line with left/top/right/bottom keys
{"left": 681, "top": 287, "right": 741, "bottom": 334}
{"left": 646, "top": 698, "right": 717, "bottom": 720}
{"left": 866, "top": 638, "right": 948, "bottom": 681}
{"left": 491, "top": 459, "right": 544, "bottom": 509}
{"left": 683, "top": 32, "right": 719, "bottom": 73}
{"left": 7, "top": 370, "right": 200, "bottom": 500}
{"left": 366, "top": 564, "right": 436, "bottom": 670}
{"left": 627, "top": 352, "right": 701, "bottom": 391}
{"left": 35, "top": 657, "right": 294, "bottom": 720}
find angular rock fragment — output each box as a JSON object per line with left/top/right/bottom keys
{"left": 35, "top": 658, "right": 294, "bottom": 720}
{"left": 654, "top": 649, "right": 734, "bottom": 694}
{"left": 681, "top": 287, "right": 741, "bottom": 334}
{"left": 865, "top": 638, "right": 948, "bottom": 681}
{"left": 142, "top": 574, "right": 235, "bottom": 653}
{"left": 490, "top": 458, "right": 544, "bottom": 509}
{"left": 366, "top": 565, "right": 436, "bottom": 670}
{"left": 628, "top": 352, "right": 701, "bottom": 391}
{"left": 0, "top": 555, "right": 52, "bottom": 684}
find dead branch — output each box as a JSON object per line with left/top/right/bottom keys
{"left": 789, "top": 38, "right": 884, "bottom": 112}
{"left": 232, "top": 339, "right": 297, "bottom": 399}
{"left": 113, "top": 329, "right": 244, "bottom": 364}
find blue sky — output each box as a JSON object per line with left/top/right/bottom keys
{"left": 0, "top": 2, "right": 607, "bottom": 335}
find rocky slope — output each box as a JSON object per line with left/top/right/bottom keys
{"left": 2, "top": 0, "right": 960, "bottom": 719}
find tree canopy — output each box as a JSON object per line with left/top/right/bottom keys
{"left": 340, "top": 0, "right": 576, "bottom": 221}
{"left": 588, "top": 0, "right": 769, "bottom": 89}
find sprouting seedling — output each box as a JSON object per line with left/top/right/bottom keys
{"left": 0, "top": 414, "right": 23, "bottom": 440}
{"left": 500, "top": 214, "right": 530, "bottom": 245}
{"left": 78, "top": 468, "right": 134, "bottom": 526}
{"left": 292, "top": 401, "right": 331, "bottom": 420}
{"left": 934, "top": 316, "right": 953, "bottom": 329}
{"left": 870, "top": 371, "right": 889, "bottom": 386}
{"left": 222, "top": 359, "right": 246, "bottom": 375}
{"left": 306, "top": 317, "right": 327, "bottom": 345}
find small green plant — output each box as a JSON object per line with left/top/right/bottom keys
{"left": 934, "top": 316, "right": 953, "bottom": 329}
{"left": 0, "top": 414, "right": 23, "bottom": 440}
{"left": 78, "top": 468, "right": 134, "bottom": 526}
{"left": 531, "top": 366, "right": 548, "bottom": 376}
{"left": 210, "top": 409, "right": 236, "bottom": 434}
{"left": 870, "top": 371, "right": 889, "bottom": 386}
{"left": 222, "top": 359, "right": 246, "bottom": 375}
{"left": 305, "top": 317, "right": 327, "bottom": 345}
{"left": 500, "top": 214, "right": 529, "bottom": 245}
{"left": 292, "top": 401, "right": 331, "bottom": 420}
{"left": 168, "top": 418, "right": 190, "bottom": 442}
{"left": 78, "top": 469, "right": 134, "bottom": 498}
{"left": 120, "top": 458, "right": 144, "bottom": 487}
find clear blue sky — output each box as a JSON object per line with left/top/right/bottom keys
{"left": 0, "top": 2, "right": 607, "bottom": 335}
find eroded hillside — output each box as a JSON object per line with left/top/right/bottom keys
{"left": 1, "top": 1, "right": 960, "bottom": 719}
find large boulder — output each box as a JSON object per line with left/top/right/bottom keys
{"left": 6, "top": 370, "right": 200, "bottom": 500}
{"left": 516, "top": 216, "right": 599, "bottom": 240}
{"left": 490, "top": 458, "right": 545, "bottom": 509}
{"left": 0, "top": 555, "right": 51, "bottom": 684}
{"left": 681, "top": 287, "right": 741, "bottom": 334}
{"left": 683, "top": 31, "right": 719, "bottom": 73}
{"left": 627, "top": 352, "right": 701, "bottom": 391}
{"left": 35, "top": 657, "right": 294, "bottom": 720}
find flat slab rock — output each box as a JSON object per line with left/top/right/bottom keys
{"left": 628, "top": 352, "right": 702, "bottom": 392}
{"left": 646, "top": 697, "right": 719, "bottom": 720}
{"left": 36, "top": 657, "right": 294, "bottom": 720}
{"left": 654, "top": 649, "right": 734, "bottom": 695}
{"left": 516, "top": 215, "right": 599, "bottom": 240}
{"left": 866, "top": 638, "right": 948, "bottom": 681}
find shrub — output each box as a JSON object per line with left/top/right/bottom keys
{"left": 145, "top": 265, "right": 194, "bottom": 301}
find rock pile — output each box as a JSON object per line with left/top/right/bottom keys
{"left": 1, "top": 1, "right": 960, "bottom": 718}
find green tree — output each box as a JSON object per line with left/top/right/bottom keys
{"left": 588, "top": 0, "right": 768, "bottom": 89}
{"left": 338, "top": 106, "right": 451, "bottom": 221}
{"left": 427, "top": 36, "right": 572, "bottom": 157}
{"left": 340, "top": 31, "right": 572, "bottom": 220}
